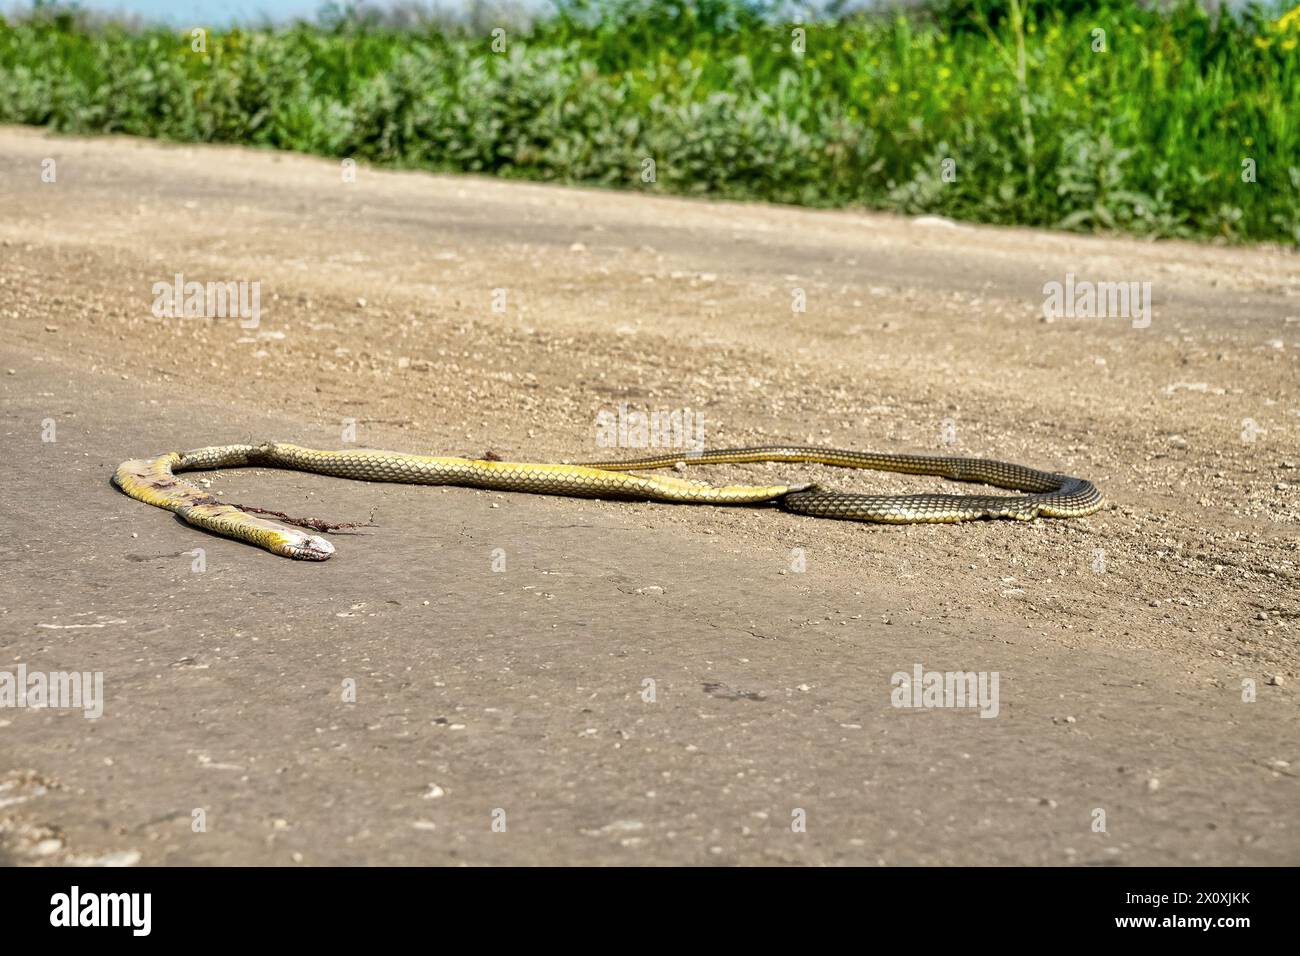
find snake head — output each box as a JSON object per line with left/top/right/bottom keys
{"left": 274, "top": 531, "right": 336, "bottom": 561}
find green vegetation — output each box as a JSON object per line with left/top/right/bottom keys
{"left": 1, "top": 1, "right": 1296, "bottom": 242}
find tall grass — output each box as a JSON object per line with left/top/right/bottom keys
{"left": 1, "top": 0, "right": 1296, "bottom": 243}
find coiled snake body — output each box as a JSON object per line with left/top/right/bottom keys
{"left": 113, "top": 443, "right": 1103, "bottom": 560}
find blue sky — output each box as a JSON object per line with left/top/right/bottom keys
{"left": 1, "top": 0, "right": 685, "bottom": 27}
{"left": 0, "top": 0, "right": 1255, "bottom": 28}
{"left": 0, "top": 1, "right": 476, "bottom": 25}
{"left": 0, "top": 1, "right": 319, "bottom": 24}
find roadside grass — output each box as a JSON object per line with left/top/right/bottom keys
{"left": 1, "top": 0, "right": 1295, "bottom": 243}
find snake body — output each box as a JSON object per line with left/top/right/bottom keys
{"left": 113, "top": 442, "right": 1103, "bottom": 560}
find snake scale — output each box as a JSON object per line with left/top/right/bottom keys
{"left": 112, "top": 442, "right": 1103, "bottom": 560}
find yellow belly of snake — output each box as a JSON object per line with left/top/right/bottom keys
{"left": 112, "top": 443, "right": 1104, "bottom": 560}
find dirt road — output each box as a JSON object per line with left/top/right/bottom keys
{"left": 1, "top": 126, "right": 1296, "bottom": 865}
